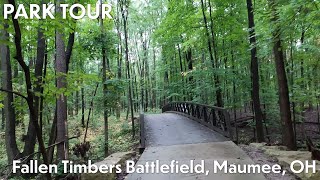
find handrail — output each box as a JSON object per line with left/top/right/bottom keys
{"left": 162, "top": 102, "right": 233, "bottom": 140}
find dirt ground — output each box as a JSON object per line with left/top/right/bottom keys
{"left": 240, "top": 144, "right": 298, "bottom": 180}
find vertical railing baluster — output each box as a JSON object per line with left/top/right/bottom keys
{"left": 204, "top": 107, "right": 208, "bottom": 123}
{"left": 223, "top": 109, "right": 233, "bottom": 140}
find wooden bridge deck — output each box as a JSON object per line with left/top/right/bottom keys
{"left": 127, "top": 113, "right": 266, "bottom": 180}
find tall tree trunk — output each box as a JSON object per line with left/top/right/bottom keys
{"left": 144, "top": 42, "right": 149, "bottom": 112}
{"left": 116, "top": 2, "right": 122, "bottom": 119}
{"left": 55, "top": 0, "right": 68, "bottom": 160}
{"left": 120, "top": 0, "right": 135, "bottom": 137}
{"left": 300, "top": 28, "right": 305, "bottom": 115}
{"left": 1, "top": 104, "right": 4, "bottom": 130}
{"left": 132, "top": 65, "right": 138, "bottom": 112}
{"left": 289, "top": 38, "right": 297, "bottom": 145}
{"left": 81, "top": 87, "right": 85, "bottom": 127}
{"left": 34, "top": 20, "right": 46, "bottom": 143}
{"left": 34, "top": 12, "right": 47, "bottom": 161}
{"left": 39, "top": 45, "right": 48, "bottom": 140}
{"left": 140, "top": 33, "right": 146, "bottom": 111}
{"left": 1, "top": 19, "right": 20, "bottom": 163}
{"left": 163, "top": 47, "right": 169, "bottom": 106}
{"left": 246, "top": 0, "right": 265, "bottom": 142}
{"left": 222, "top": 40, "right": 229, "bottom": 104}
{"left": 152, "top": 47, "right": 157, "bottom": 108}
{"left": 100, "top": 0, "right": 109, "bottom": 157}
{"left": 178, "top": 44, "right": 185, "bottom": 101}
{"left": 186, "top": 48, "right": 193, "bottom": 100}
{"left": 269, "top": 0, "right": 296, "bottom": 150}
{"left": 75, "top": 90, "right": 79, "bottom": 115}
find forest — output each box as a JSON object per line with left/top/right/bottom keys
{"left": 0, "top": 0, "right": 320, "bottom": 179}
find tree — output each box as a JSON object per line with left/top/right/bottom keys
{"left": 120, "top": 0, "right": 135, "bottom": 137}
{"left": 55, "top": 0, "right": 68, "bottom": 160}
{"left": 100, "top": 0, "right": 109, "bottom": 157}
{"left": 115, "top": 1, "right": 123, "bottom": 119}
{"left": 246, "top": 0, "right": 264, "bottom": 142}
{"left": 0, "top": 11, "right": 20, "bottom": 163}
{"left": 269, "top": 0, "right": 296, "bottom": 150}
{"left": 34, "top": 1, "right": 46, "bottom": 151}
{"left": 5, "top": 1, "right": 51, "bottom": 178}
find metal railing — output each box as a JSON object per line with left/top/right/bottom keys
{"left": 162, "top": 102, "right": 233, "bottom": 139}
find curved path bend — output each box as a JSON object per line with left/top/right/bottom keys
{"left": 128, "top": 113, "right": 266, "bottom": 180}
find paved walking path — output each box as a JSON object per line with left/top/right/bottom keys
{"left": 127, "top": 113, "right": 266, "bottom": 180}
{"left": 145, "top": 113, "right": 228, "bottom": 146}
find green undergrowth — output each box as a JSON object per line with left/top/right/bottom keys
{"left": 0, "top": 110, "right": 143, "bottom": 178}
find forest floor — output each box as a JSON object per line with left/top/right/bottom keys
{"left": 240, "top": 144, "right": 298, "bottom": 180}
{"left": 0, "top": 111, "right": 141, "bottom": 178}
{"left": 69, "top": 111, "right": 140, "bottom": 161}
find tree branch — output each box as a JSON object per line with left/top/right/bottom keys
{"left": 0, "top": 88, "right": 28, "bottom": 100}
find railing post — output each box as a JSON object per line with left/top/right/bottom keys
{"left": 139, "top": 113, "right": 145, "bottom": 154}
{"left": 203, "top": 107, "right": 208, "bottom": 123}
{"left": 223, "top": 110, "right": 233, "bottom": 141}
